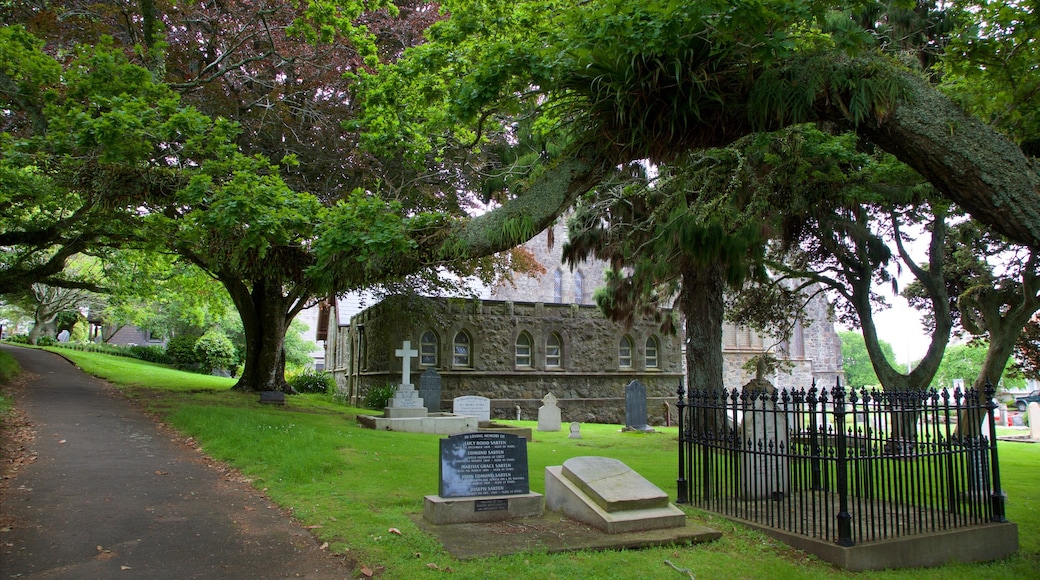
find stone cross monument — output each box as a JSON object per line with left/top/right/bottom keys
{"left": 385, "top": 340, "right": 427, "bottom": 419}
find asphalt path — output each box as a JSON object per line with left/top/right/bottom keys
{"left": 0, "top": 345, "right": 351, "bottom": 579}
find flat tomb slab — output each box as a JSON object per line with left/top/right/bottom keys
{"left": 423, "top": 493, "right": 543, "bottom": 525}
{"left": 561, "top": 456, "right": 669, "bottom": 512}
{"left": 546, "top": 465, "right": 685, "bottom": 534}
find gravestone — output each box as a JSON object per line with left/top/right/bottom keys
{"left": 624, "top": 380, "right": 654, "bottom": 432}
{"left": 419, "top": 368, "right": 442, "bottom": 414}
{"left": 259, "top": 391, "right": 286, "bottom": 405}
{"left": 569, "top": 422, "right": 582, "bottom": 439}
{"left": 385, "top": 341, "right": 427, "bottom": 419}
{"left": 424, "top": 432, "right": 543, "bottom": 524}
{"left": 740, "top": 387, "right": 790, "bottom": 500}
{"left": 537, "top": 392, "right": 562, "bottom": 432}
{"left": 453, "top": 395, "right": 491, "bottom": 422}
{"left": 1030, "top": 402, "right": 1040, "bottom": 441}
{"left": 545, "top": 456, "right": 688, "bottom": 534}
{"left": 439, "top": 432, "right": 529, "bottom": 497}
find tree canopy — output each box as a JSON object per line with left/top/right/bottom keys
{"left": 3, "top": 0, "right": 1039, "bottom": 395}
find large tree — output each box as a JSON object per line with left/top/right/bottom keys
{"left": 6, "top": 0, "right": 1040, "bottom": 393}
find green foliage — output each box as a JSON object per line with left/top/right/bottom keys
{"left": 941, "top": 0, "right": 1040, "bottom": 148}
{"left": 126, "top": 345, "right": 174, "bottom": 365}
{"left": 166, "top": 335, "right": 201, "bottom": 369}
{"left": 283, "top": 319, "right": 318, "bottom": 371}
{"left": 935, "top": 341, "right": 1024, "bottom": 389}
{"left": 0, "top": 350, "right": 19, "bottom": 384}
{"left": 288, "top": 371, "right": 336, "bottom": 395}
{"left": 309, "top": 190, "right": 417, "bottom": 291}
{"left": 840, "top": 330, "right": 897, "bottom": 388}
{"left": 194, "top": 330, "right": 238, "bottom": 373}
{"left": 362, "top": 382, "right": 398, "bottom": 410}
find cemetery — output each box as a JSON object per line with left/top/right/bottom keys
{"left": 4, "top": 0, "right": 1039, "bottom": 577}
{"left": 678, "top": 379, "right": 1020, "bottom": 570}
{"left": 346, "top": 338, "right": 1021, "bottom": 570}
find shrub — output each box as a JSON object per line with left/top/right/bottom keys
{"left": 127, "top": 345, "right": 174, "bottom": 365}
{"left": 288, "top": 371, "right": 336, "bottom": 394}
{"left": 194, "top": 330, "right": 237, "bottom": 373}
{"left": 36, "top": 336, "right": 56, "bottom": 346}
{"left": 166, "top": 335, "right": 200, "bottom": 369}
{"left": 363, "top": 383, "right": 398, "bottom": 410}
{"left": 5, "top": 335, "right": 30, "bottom": 344}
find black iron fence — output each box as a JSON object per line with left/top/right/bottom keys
{"left": 677, "top": 380, "right": 1006, "bottom": 546}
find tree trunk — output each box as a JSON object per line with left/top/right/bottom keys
{"left": 857, "top": 73, "right": 1040, "bottom": 250}
{"left": 222, "top": 276, "right": 298, "bottom": 392}
{"left": 28, "top": 306, "right": 59, "bottom": 345}
{"left": 681, "top": 259, "right": 728, "bottom": 432}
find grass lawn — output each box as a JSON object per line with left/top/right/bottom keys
{"left": 32, "top": 348, "right": 1040, "bottom": 578}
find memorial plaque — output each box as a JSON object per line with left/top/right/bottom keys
{"left": 453, "top": 395, "right": 491, "bottom": 422}
{"left": 439, "top": 432, "right": 529, "bottom": 498}
{"left": 474, "top": 499, "right": 509, "bottom": 512}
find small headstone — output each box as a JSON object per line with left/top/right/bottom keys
{"left": 1029, "top": 402, "right": 1040, "bottom": 441}
{"left": 418, "top": 368, "right": 442, "bottom": 414}
{"left": 741, "top": 388, "right": 790, "bottom": 500}
{"left": 439, "top": 432, "right": 530, "bottom": 498}
{"left": 624, "top": 380, "right": 653, "bottom": 432}
{"left": 537, "top": 392, "right": 562, "bottom": 432}
{"left": 259, "top": 391, "right": 285, "bottom": 405}
{"left": 57, "top": 329, "right": 70, "bottom": 342}
{"left": 569, "top": 422, "right": 582, "bottom": 439}
{"left": 453, "top": 395, "right": 491, "bottom": 422}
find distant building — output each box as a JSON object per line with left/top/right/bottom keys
{"left": 322, "top": 221, "right": 844, "bottom": 424}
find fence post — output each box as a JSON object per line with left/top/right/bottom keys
{"left": 984, "top": 382, "right": 1007, "bottom": 522}
{"left": 676, "top": 379, "right": 688, "bottom": 504}
{"left": 833, "top": 379, "right": 854, "bottom": 546}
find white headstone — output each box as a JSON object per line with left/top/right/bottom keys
{"left": 1029, "top": 402, "right": 1040, "bottom": 441}
{"left": 538, "top": 392, "right": 562, "bottom": 432}
{"left": 453, "top": 395, "right": 491, "bottom": 422}
{"left": 569, "top": 422, "right": 582, "bottom": 439}
{"left": 396, "top": 340, "right": 418, "bottom": 386}
{"left": 741, "top": 393, "right": 790, "bottom": 500}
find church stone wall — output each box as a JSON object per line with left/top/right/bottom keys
{"left": 344, "top": 295, "right": 683, "bottom": 425}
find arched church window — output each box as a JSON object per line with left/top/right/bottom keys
{"left": 546, "top": 333, "right": 562, "bottom": 368}
{"left": 420, "top": 330, "right": 438, "bottom": 366}
{"left": 574, "top": 271, "right": 585, "bottom": 303}
{"left": 619, "top": 335, "right": 634, "bottom": 368}
{"left": 453, "top": 330, "right": 472, "bottom": 367}
{"left": 515, "top": 331, "right": 532, "bottom": 367}
{"left": 645, "top": 336, "right": 659, "bottom": 368}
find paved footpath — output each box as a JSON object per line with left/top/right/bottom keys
{"left": 0, "top": 345, "right": 351, "bottom": 579}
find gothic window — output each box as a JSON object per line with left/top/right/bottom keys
{"left": 515, "top": 331, "right": 532, "bottom": 367}
{"left": 553, "top": 269, "right": 563, "bottom": 303}
{"left": 645, "top": 336, "right": 659, "bottom": 368}
{"left": 574, "top": 271, "right": 585, "bottom": 303}
{"left": 619, "top": 335, "right": 634, "bottom": 368}
{"left": 420, "top": 330, "right": 438, "bottom": 367}
{"left": 453, "top": 330, "right": 472, "bottom": 367}
{"left": 546, "top": 333, "right": 562, "bottom": 368}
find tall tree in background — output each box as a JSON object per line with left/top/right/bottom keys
{"left": 840, "top": 330, "right": 899, "bottom": 388}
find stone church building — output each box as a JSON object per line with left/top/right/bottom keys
{"left": 323, "top": 222, "right": 843, "bottom": 425}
